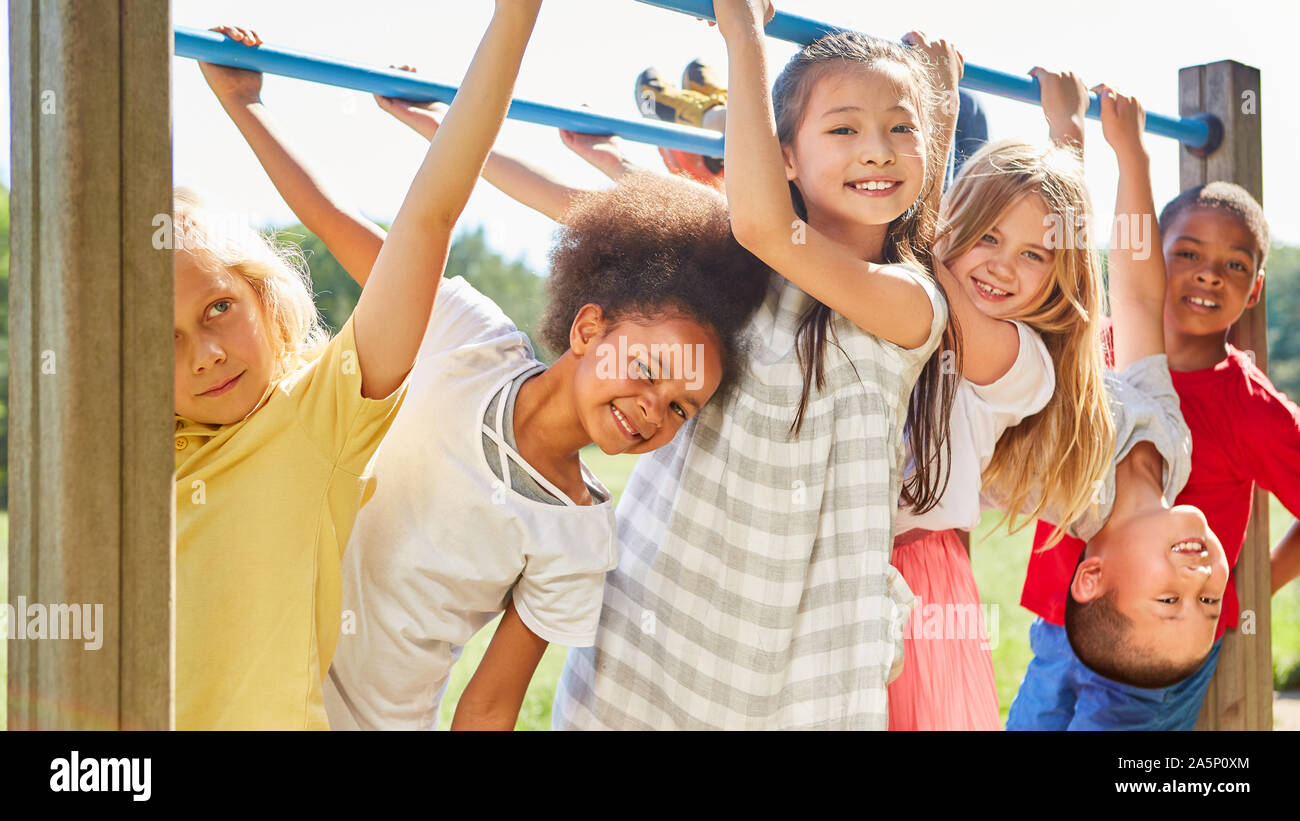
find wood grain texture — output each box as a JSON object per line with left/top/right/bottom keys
{"left": 8, "top": 0, "right": 173, "bottom": 730}
{"left": 1180, "top": 60, "right": 1270, "bottom": 732}
{"left": 118, "top": 0, "right": 175, "bottom": 732}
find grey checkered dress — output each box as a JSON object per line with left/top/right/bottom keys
{"left": 553, "top": 268, "right": 947, "bottom": 729}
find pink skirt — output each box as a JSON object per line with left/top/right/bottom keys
{"left": 888, "top": 528, "right": 1000, "bottom": 730}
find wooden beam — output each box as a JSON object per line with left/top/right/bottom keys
{"left": 7, "top": 0, "right": 173, "bottom": 730}
{"left": 1180, "top": 61, "right": 1271, "bottom": 731}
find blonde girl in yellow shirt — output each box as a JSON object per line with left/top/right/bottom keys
{"left": 173, "top": 1, "right": 546, "bottom": 729}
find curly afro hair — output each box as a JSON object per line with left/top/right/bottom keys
{"left": 541, "top": 171, "right": 771, "bottom": 396}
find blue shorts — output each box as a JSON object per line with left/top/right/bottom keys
{"left": 1006, "top": 618, "right": 1222, "bottom": 731}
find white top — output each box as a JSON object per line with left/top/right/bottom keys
{"left": 982, "top": 353, "right": 1192, "bottom": 542}
{"left": 553, "top": 267, "right": 947, "bottom": 730}
{"left": 323, "top": 277, "right": 618, "bottom": 730}
{"left": 1071, "top": 354, "right": 1192, "bottom": 541}
{"left": 895, "top": 320, "right": 1055, "bottom": 533}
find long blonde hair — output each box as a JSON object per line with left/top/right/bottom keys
{"left": 939, "top": 141, "right": 1114, "bottom": 544}
{"left": 172, "top": 188, "right": 328, "bottom": 380}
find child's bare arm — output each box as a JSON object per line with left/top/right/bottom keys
{"left": 377, "top": 74, "right": 643, "bottom": 223}
{"left": 716, "top": 0, "right": 933, "bottom": 350}
{"left": 199, "top": 26, "right": 386, "bottom": 286}
{"left": 904, "top": 30, "right": 962, "bottom": 223}
{"left": 1272, "top": 519, "right": 1300, "bottom": 595}
{"left": 351, "top": 0, "right": 542, "bottom": 401}
{"left": 1098, "top": 87, "right": 1167, "bottom": 370}
{"left": 1032, "top": 67, "right": 1088, "bottom": 151}
{"left": 906, "top": 31, "right": 1020, "bottom": 383}
{"left": 449, "top": 601, "right": 549, "bottom": 730}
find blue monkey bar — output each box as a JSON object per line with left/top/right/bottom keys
{"left": 174, "top": 27, "right": 726, "bottom": 157}
{"left": 635, "top": 0, "right": 1222, "bottom": 154}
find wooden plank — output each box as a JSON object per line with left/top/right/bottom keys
{"left": 1177, "top": 66, "right": 1205, "bottom": 193}
{"left": 36, "top": 0, "right": 124, "bottom": 731}
{"left": 1180, "top": 61, "right": 1271, "bottom": 731}
{"left": 7, "top": 0, "right": 38, "bottom": 731}
{"left": 7, "top": 0, "right": 173, "bottom": 730}
{"left": 118, "top": 0, "right": 174, "bottom": 732}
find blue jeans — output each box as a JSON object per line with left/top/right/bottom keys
{"left": 1006, "top": 618, "right": 1222, "bottom": 731}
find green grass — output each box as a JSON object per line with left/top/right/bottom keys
{"left": 968, "top": 512, "right": 1039, "bottom": 719}
{"left": 0, "top": 456, "right": 1292, "bottom": 731}
{"left": 440, "top": 473, "right": 1300, "bottom": 729}
{"left": 1269, "top": 495, "right": 1300, "bottom": 688}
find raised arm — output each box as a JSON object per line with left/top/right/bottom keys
{"left": 714, "top": 0, "right": 933, "bottom": 349}
{"left": 376, "top": 73, "right": 644, "bottom": 223}
{"left": 199, "top": 26, "right": 386, "bottom": 286}
{"left": 903, "top": 31, "right": 962, "bottom": 223}
{"left": 1096, "top": 87, "right": 1166, "bottom": 370}
{"left": 350, "top": 0, "right": 542, "bottom": 400}
{"left": 906, "top": 31, "right": 1021, "bottom": 384}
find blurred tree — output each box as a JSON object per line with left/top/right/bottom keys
{"left": 1264, "top": 244, "right": 1300, "bottom": 400}
{"left": 1, "top": 187, "right": 9, "bottom": 509}
{"left": 275, "top": 222, "right": 554, "bottom": 363}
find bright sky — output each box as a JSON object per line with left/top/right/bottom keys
{"left": 3, "top": 1, "right": 1297, "bottom": 271}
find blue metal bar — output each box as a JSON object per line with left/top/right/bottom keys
{"left": 634, "top": 0, "right": 1215, "bottom": 150}
{"left": 174, "top": 27, "right": 725, "bottom": 157}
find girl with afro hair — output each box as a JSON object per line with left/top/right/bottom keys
{"left": 198, "top": 24, "right": 769, "bottom": 730}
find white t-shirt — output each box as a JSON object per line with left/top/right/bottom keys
{"left": 896, "top": 320, "right": 1055, "bottom": 533}
{"left": 323, "top": 277, "right": 618, "bottom": 730}
{"left": 980, "top": 353, "right": 1192, "bottom": 542}
{"left": 1067, "top": 353, "right": 1192, "bottom": 542}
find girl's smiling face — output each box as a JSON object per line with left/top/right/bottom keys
{"left": 173, "top": 249, "right": 276, "bottom": 425}
{"left": 782, "top": 62, "right": 927, "bottom": 234}
{"left": 569, "top": 306, "right": 723, "bottom": 456}
{"left": 946, "top": 192, "right": 1057, "bottom": 319}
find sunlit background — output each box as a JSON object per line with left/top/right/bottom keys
{"left": 2, "top": 0, "right": 1298, "bottom": 729}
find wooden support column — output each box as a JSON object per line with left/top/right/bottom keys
{"left": 8, "top": 0, "right": 174, "bottom": 730}
{"left": 1181, "top": 61, "right": 1271, "bottom": 731}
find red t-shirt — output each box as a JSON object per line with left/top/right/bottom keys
{"left": 1021, "top": 343, "right": 1300, "bottom": 641}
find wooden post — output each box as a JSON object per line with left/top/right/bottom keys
{"left": 1180, "top": 61, "right": 1271, "bottom": 731}
{"left": 8, "top": 0, "right": 173, "bottom": 729}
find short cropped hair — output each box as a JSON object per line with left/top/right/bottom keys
{"left": 542, "top": 171, "right": 771, "bottom": 395}
{"left": 1159, "top": 182, "right": 1270, "bottom": 269}
{"left": 1064, "top": 589, "right": 1207, "bottom": 689}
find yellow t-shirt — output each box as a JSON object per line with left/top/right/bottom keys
{"left": 174, "top": 317, "right": 407, "bottom": 730}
